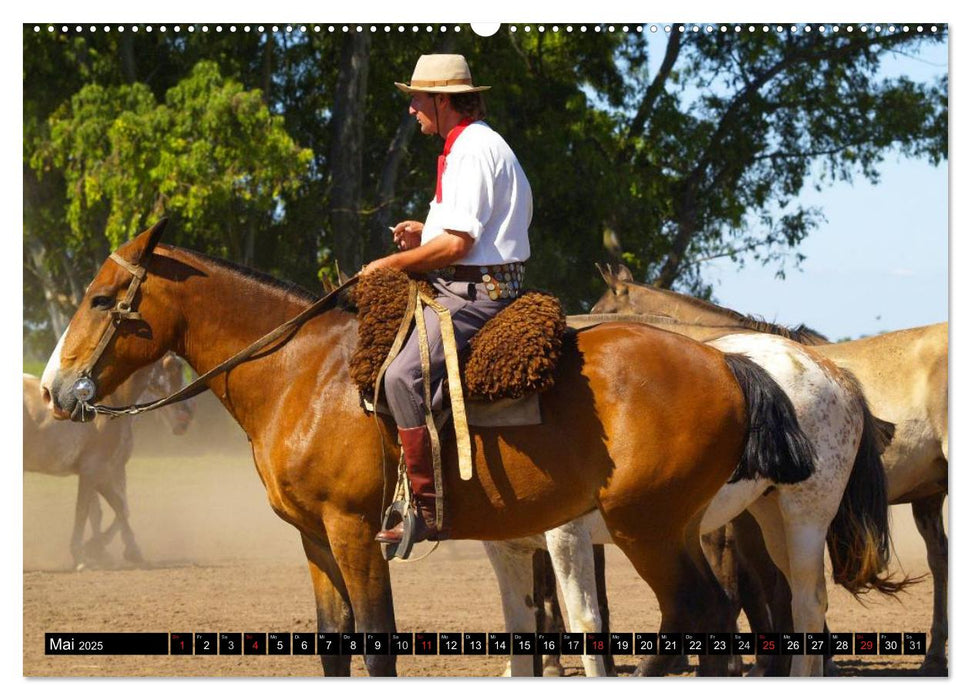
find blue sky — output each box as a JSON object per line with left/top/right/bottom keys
{"left": 683, "top": 36, "right": 948, "bottom": 341}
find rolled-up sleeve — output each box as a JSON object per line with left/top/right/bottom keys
{"left": 434, "top": 152, "right": 494, "bottom": 240}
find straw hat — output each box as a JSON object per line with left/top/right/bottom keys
{"left": 395, "top": 54, "right": 491, "bottom": 94}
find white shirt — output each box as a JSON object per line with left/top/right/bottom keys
{"left": 421, "top": 121, "right": 532, "bottom": 265}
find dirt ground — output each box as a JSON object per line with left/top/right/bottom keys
{"left": 23, "top": 395, "right": 945, "bottom": 678}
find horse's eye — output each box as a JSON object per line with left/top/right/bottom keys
{"left": 91, "top": 295, "right": 114, "bottom": 310}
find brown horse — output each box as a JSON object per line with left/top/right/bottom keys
{"left": 592, "top": 264, "right": 947, "bottom": 674}
{"left": 41, "top": 221, "right": 815, "bottom": 676}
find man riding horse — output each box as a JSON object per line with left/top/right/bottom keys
{"left": 364, "top": 54, "right": 533, "bottom": 546}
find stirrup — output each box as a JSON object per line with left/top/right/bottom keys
{"left": 379, "top": 499, "right": 417, "bottom": 561}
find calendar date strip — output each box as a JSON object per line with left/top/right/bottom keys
{"left": 45, "top": 631, "right": 926, "bottom": 656}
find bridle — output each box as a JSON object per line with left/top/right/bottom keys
{"left": 70, "top": 249, "right": 359, "bottom": 421}
{"left": 70, "top": 251, "right": 152, "bottom": 421}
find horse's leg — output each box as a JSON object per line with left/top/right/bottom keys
{"left": 780, "top": 519, "right": 828, "bottom": 677}
{"left": 71, "top": 472, "right": 97, "bottom": 568}
{"left": 594, "top": 544, "right": 615, "bottom": 675}
{"left": 301, "top": 534, "right": 354, "bottom": 676}
{"left": 96, "top": 465, "right": 143, "bottom": 564}
{"left": 699, "top": 525, "right": 744, "bottom": 676}
{"left": 324, "top": 511, "right": 397, "bottom": 677}
{"left": 545, "top": 523, "right": 606, "bottom": 677}
{"left": 82, "top": 489, "right": 111, "bottom": 559}
{"left": 533, "top": 550, "right": 565, "bottom": 676}
{"left": 753, "top": 492, "right": 828, "bottom": 678}
{"left": 732, "top": 510, "right": 792, "bottom": 677}
{"left": 621, "top": 535, "right": 733, "bottom": 677}
{"left": 912, "top": 492, "right": 948, "bottom": 675}
{"left": 483, "top": 541, "right": 539, "bottom": 677}
{"left": 748, "top": 491, "right": 812, "bottom": 675}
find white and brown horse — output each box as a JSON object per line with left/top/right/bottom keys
{"left": 26, "top": 353, "right": 192, "bottom": 568}
{"left": 486, "top": 319, "right": 900, "bottom": 677}
{"left": 592, "top": 265, "right": 947, "bottom": 673}
{"left": 42, "top": 221, "right": 818, "bottom": 676}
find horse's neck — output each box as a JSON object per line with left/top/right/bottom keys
{"left": 170, "top": 258, "right": 350, "bottom": 436}
{"left": 631, "top": 286, "right": 750, "bottom": 327}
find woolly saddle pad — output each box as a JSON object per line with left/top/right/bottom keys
{"left": 349, "top": 268, "right": 566, "bottom": 402}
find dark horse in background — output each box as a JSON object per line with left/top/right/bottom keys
{"left": 42, "top": 221, "right": 817, "bottom": 676}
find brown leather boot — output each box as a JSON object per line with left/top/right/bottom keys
{"left": 375, "top": 426, "right": 448, "bottom": 544}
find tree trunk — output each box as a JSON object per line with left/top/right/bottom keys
{"left": 25, "top": 237, "right": 73, "bottom": 339}
{"left": 328, "top": 33, "right": 371, "bottom": 272}
{"left": 370, "top": 111, "right": 417, "bottom": 258}
{"left": 261, "top": 33, "right": 274, "bottom": 104}
{"left": 244, "top": 219, "right": 256, "bottom": 267}
{"left": 656, "top": 187, "right": 699, "bottom": 289}
{"left": 119, "top": 33, "right": 137, "bottom": 82}
{"left": 368, "top": 33, "right": 454, "bottom": 261}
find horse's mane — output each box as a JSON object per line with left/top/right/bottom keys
{"left": 167, "top": 246, "right": 322, "bottom": 305}
{"left": 604, "top": 267, "right": 829, "bottom": 345}
{"left": 654, "top": 285, "right": 829, "bottom": 344}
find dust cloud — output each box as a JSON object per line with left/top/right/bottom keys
{"left": 23, "top": 393, "right": 304, "bottom": 571}
{"left": 23, "top": 390, "right": 940, "bottom": 575}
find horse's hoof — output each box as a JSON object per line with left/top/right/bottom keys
{"left": 726, "top": 654, "right": 744, "bottom": 676}
{"left": 631, "top": 658, "right": 669, "bottom": 677}
{"left": 74, "top": 561, "right": 87, "bottom": 572}
{"left": 823, "top": 659, "right": 841, "bottom": 677}
{"left": 82, "top": 540, "right": 109, "bottom": 562}
{"left": 124, "top": 546, "right": 145, "bottom": 564}
{"left": 919, "top": 657, "right": 948, "bottom": 676}
{"left": 541, "top": 659, "right": 564, "bottom": 677}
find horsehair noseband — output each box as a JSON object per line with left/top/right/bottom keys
{"left": 74, "top": 251, "right": 359, "bottom": 420}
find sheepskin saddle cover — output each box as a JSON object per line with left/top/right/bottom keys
{"left": 349, "top": 268, "right": 566, "bottom": 402}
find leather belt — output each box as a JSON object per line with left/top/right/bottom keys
{"left": 435, "top": 262, "right": 526, "bottom": 300}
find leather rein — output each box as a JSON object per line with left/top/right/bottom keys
{"left": 72, "top": 251, "right": 358, "bottom": 420}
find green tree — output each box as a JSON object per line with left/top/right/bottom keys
{"left": 606, "top": 28, "right": 948, "bottom": 294}
{"left": 27, "top": 61, "right": 312, "bottom": 343}
{"left": 23, "top": 25, "right": 947, "bottom": 356}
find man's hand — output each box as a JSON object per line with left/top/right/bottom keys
{"left": 392, "top": 220, "right": 424, "bottom": 250}
{"left": 361, "top": 256, "right": 398, "bottom": 276}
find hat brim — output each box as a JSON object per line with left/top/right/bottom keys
{"left": 395, "top": 82, "right": 491, "bottom": 94}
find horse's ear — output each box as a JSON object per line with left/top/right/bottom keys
{"left": 596, "top": 262, "right": 627, "bottom": 295}
{"left": 131, "top": 218, "right": 169, "bottom": 265}
{"left": 615, "top": 264, "right": 634, "bottom": 282}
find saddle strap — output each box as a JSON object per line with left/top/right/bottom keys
{"left": 417, "top": 291, "right": 473, "bottom": 484}
{"left": 372, "top": 279, "right": 421, "bottom": 512}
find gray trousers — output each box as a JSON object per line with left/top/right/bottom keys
{"left": 384, "top": 278, "right": 511, "bottom": 429}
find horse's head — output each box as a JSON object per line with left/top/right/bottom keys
{"left": 591, "top": 263, "right": 636, "bottom": 314}
{"left": 42, "top": 219, "right": 181, "bottom": 421}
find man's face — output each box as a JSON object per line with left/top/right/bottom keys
{"left": 409, "top": 92, "right": 441, "bottom": 135}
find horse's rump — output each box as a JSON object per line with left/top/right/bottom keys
{"left": 349, "top": 268, "right": 566, "bottom": 401}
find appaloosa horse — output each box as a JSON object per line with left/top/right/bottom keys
{"left": 592, "top": 265, "right": 948, "bottom": 674}
{"left": 26, "top": 353, "right": 192, "bottom": 567}
{"left": 486, "top": 319, "right": 900, "bottom": 677}
{"left": 42, "top": 220, "right": 816, "bottom": 676}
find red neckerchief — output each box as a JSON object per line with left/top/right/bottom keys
{"left": 436, "top": 118, "right": 474, "bottom": 203}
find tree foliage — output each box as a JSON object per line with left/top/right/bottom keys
{"left": 23, "top": 24, "right": 947, "bottom": 358}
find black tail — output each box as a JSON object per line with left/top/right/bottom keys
{"left": 723, "top": 354, "right": 816, "bottom": 485}
{"left": 826, "top": 373, "right": 916, "bottom": 597}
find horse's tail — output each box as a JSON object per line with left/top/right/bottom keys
{"left": 722, "top": 354, "right": 816, "bottom": 485}
{"left": 826, "top": 375, "right": 918, "bottom": 597}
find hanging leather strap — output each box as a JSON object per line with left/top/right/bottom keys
{"left": 417, "top": 292, "right": 473, "bottom": 482}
